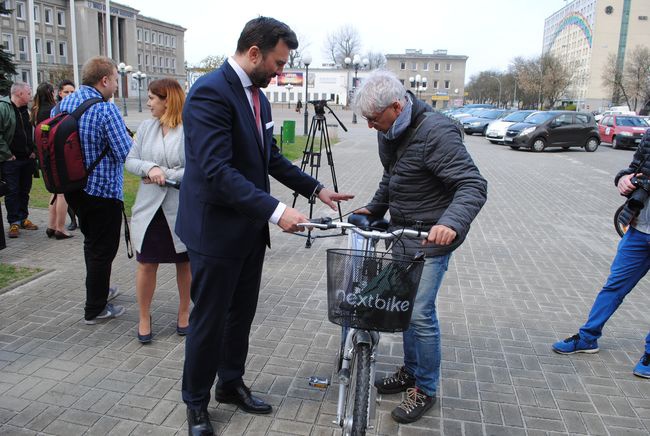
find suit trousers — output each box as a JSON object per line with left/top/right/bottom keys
{"left": 182, "top": 238, "right": 266, "bottom": 410}
{"left": 65, "top": 191, "right": 123, "bottom": 320}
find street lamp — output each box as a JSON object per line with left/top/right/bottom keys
{"left": 285, "top": 83, "right": 293, "bottom": 109}
{"left": 347, "top": 54, "right": 368, "bottom": 124}
{"left": 302, "top": 52, "right": 312, "bottom": 136}
{"left": 410, "top": 74, "right": 427, "bottom": 100}
{"left": 489, "top": 75, "right": 502, "bottom": 108}
{"left": 132, "top": 71, "right": 147, "bottom": 113}
{"left": 117, "top": 62, "right": 133, "bottom": 116}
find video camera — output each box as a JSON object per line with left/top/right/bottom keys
{"left": 308, "top": 99, "right": 331, "bottom": 115}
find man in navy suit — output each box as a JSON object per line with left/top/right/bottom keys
{"left": 177, "top": 17, "right": 353, "bottom": 435}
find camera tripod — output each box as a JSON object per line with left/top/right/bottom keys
{"left": 292, "top": 100, "right": 348, "bottom": 247}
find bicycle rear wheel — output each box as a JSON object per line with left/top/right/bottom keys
{"left": 343, "top": 342, "right": 371, "bottom": 436}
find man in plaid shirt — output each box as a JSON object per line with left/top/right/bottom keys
{"left": 58, "top": 56, "right": 133, "bottom": 324}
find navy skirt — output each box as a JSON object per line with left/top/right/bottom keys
{"left": 136, "top": 208, "right": 189, "bottom": 264}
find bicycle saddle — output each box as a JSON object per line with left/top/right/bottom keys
{"left": 348, "top": 213, "right": 389, "bottom": 231}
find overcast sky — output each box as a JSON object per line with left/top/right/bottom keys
{"left": 129, "top": 0, "right": 570, "bottom": 80}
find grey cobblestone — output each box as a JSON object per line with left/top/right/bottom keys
{"left": 2, "top": 113, "right": 650, "bottom": 435}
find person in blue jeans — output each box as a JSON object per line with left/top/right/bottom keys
{"left": 552, "top": 134, "right": 650, "bottom": 379}
{"left": 353, "top": 70, "right": 487, "bottom": 424}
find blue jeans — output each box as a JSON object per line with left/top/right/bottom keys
{"left": 403, "top": 254, "right": 451, "bottom": 396}
{"left": 579, "top": 227, "right": 650, "bottom": 354}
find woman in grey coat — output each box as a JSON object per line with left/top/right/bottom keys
{"left": 126, "top": 79, "right": 190, "bottom": 344}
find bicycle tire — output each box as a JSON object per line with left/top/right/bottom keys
{"left": 351, "top": 343, "right": 371, "bottom": 436}
{"left": 614, "top": 204, "right": 629, "bottom": 238}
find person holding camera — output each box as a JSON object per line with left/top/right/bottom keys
{"left": 552, "top": 129, "right": 650, "bottom": 379}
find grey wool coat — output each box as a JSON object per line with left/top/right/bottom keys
{"left": 125, "top": 119, "right": 186, "bottom": 254}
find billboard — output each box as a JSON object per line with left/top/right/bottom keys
{"left": 277, "top": 72, "right": 304, "bottom": 86}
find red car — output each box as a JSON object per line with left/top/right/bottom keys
{"left": 598, "top": 115, "right": 649, "bottom": 149}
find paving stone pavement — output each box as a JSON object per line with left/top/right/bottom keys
{"left": 1, "top": 106, "right": 650, "bottom": 435}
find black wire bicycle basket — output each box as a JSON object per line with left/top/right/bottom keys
{"left": 326, "top": 249, "right": 425, "bottom": 333}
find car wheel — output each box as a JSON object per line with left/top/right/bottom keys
{"left": 509, "top": 146, "right": 520, "bottom": 150}
{"left": 531, "top": 137, "right": 546, "bottom": 152}
{"left": 612, "top": 136, "right": 618, "bottom": 149}
{"left": 585, "top": 137, "right": 599, "bottom": 152}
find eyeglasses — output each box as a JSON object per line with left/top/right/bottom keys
{"left": 361, "top": 106, "right": 390, "bottom": 125}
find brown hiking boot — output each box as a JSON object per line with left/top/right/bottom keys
{"left": 8, "top": 224, "right": 19, "bottom": 238}
{"left": 20, "top": 219, "right": 38, "bottom": 230}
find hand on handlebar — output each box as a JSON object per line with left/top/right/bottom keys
{"left": 423, "top": 224, "right": 456, "bottom": 246}
{"left": 318, "top": 188, "right": 355, "bottom": 211}
{"left": 278, "top": 207, "right": 310, "bottom": 233}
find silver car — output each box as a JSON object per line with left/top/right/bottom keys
{"left": 485, "top": 110, "right": 535, "bottom": 144}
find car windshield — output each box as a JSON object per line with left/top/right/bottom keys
{"left": 525, "top": 112, "right": 555, "bottom": 124}
{"left": 480, "top": 110, "right": 505, "bottom": 120}
{"left": 617, "top": 116, "right": 649, "bottom": 127}
{"left": 503, "top": 111, "right": 533, "bottom": 122}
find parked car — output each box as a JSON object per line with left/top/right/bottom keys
{"left": 504, "top": 111, "right": 600, "bottom": 152}
{"left": 598, "top": 115, "right": 650, "bottom": 149}
{"left": 451, "top": 108, "right": 490, "bottom": 120}
{"left": 485, "top": 110, "right": 536, "bottom": 143}
{"left": 595, "top": 107, "right": 636, "bottom": 121}
{"left": 462, "top": 109, "right": 512, "bottom": 135}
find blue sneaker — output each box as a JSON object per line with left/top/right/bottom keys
{"left": 633, "top": 353, "right": 650, "bottom": 378}
{"left": 552, "top": 334, "right": 599, "bottom": 354}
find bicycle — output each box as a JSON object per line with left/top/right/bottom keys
{"left": 300, "top": 215, "right": 429, "bottom": 435}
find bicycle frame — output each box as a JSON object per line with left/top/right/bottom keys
{"left": 301, "top": 220, "right": 428, "bottom": 435}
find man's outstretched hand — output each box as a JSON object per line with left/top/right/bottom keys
{"left": 278, "top": 207, "right": 310, "bottom": 233}
{"left": 318, "top": 188, "right": 354, "bottom": 210}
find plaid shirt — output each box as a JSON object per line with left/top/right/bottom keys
{"left": 54, "top": 86, "right": 132, "bottom": 200}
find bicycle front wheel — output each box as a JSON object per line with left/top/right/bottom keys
{"left": 344, "top": 342, "right": 371, "bottom": 436}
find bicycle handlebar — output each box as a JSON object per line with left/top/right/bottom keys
{"left": 298, "top": 217, "right": 429, "bottom": 240}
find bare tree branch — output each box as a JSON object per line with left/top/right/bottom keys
{"left": 323, "top": 25, "right": 362, "bottom": 67}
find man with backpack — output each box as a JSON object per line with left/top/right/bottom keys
{"left": 56, "top": 56, "right": 133, "bottom": 325}
{"left": 0, "top": 82, "right": 39, "bottom": 239}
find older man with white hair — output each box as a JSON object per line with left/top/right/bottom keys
{"left": 0, "top": 82, "right": 38, "bottom": 239}
{"left": 353, "top": 70, "right": 487, "bottom": 424}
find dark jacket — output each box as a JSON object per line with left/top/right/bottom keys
{"left": 367, "top": 94, "right": 488, "bottom": 256}
{"left": 615, "top": 130, "right": 650, "bottom": 184}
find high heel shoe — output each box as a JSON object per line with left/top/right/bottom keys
{"left": 137, "top": 316, "right": 153, "bottom": 344}
{"left": 46, "top": 228, "right": 55, "bottom": 238}
{"left": 54, "top": 231, "right": 74, "bottom": 240}
{"left": 176, "top": 323, "right": 190, "bottom": 336}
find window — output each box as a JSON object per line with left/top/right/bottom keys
{"left": 423, "top": 62, "right": 428, "bottom": 71}
{"left": 137, "top": 53, "right": 142, "bottom": 67}
{"left": 18, "top": 36, "right": 27, "bottom": 60}
{"left": 434, "top": 63, "right": 440, "bottom": 71}
{"left": 172, "top": 59, "right": 176, "bottom": 71}
{"left": 410, "top": 62, "right": 417, "bottom": 70}
{"left": 554, "top": 114, "right": 573, "bottom": 126}
{"left": 151, "top": 31, "right": 156, "bottom": 45}
{"left": 158, "top": 33, "right": 162, "bottom": 45}
{"left": 400, "top": 62, "right": 406, "bottom": 70}
{"left": 1, "top": 33, "right": 13, "bottom": 53}
{"left": 144, "top": 30, "right": 149, "bottom": 43}
{"left": 0, "top": 1, "right": 10, "bottom": 17}
{"left": 171, "top": 36, "right": 176, "bottom": 48}
{"left": 164, "top": 34, "right": 169, "bottom": 46}
{"left": 576, "top": 114, "right": 590, "bottom": 124}
{"left": 35, "top": 37, "right": 41, "bottom": 61}
{"left": 57, "top": 10, "right": 65, "bottom": 26}
{"left": 164, "top": 57, "right": 169, "bottom": 68}
{"left": 16, "top": 1, "right": 25, "bottom": 20}
{"left": 445, "top": 63, "right": 452, "bottom": 71}
{"left": 45, "top": 40, "right": 53, "bottom": 55}
{"left": 433, "top": 80, "right": 438, "bottom": 89}
{"left": 158, "top": 56, "right": 162, "bottom": 67}
{"left": 137, "top": 28, "right": 142, "bottom": 41}
{"left": 145, "top": 54, "right": 150, "bottom": 66}
{"left": 152, "top": 55, "right": 156, "bottom": 68}
{"left": 58, "top": 41, "right": 66, "bottom": 61}
{"left": 444, "top": 80, "right": 450, "bottom": 89}
{"left": 44, "top": 7, "right": 52, "bottom": 24}
{"left": 33, "top": 5, "right": 39, "bottom": 22}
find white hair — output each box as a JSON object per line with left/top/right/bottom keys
{"left": 10, "top": 82, "right": 30, "bottom": 95}
{"left": 353, "top": 70, "right": 406, "bottom": 117}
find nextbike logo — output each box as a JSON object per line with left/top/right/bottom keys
{"left": 336, "top": 290, "right": 411, "bottom": 312}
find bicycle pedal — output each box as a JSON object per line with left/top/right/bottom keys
{"left": 308, "top": 376, "right": 330, "bottom": 389}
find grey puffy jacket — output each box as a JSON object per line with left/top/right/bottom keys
{"left": 367, "top": 95, "right": 488, "bottom": 256}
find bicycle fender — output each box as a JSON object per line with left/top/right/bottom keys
{"left": 353, "top": 330, "right": 375, "bottom": 346}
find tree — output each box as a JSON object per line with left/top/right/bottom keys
{"left": 512, "top": 54, "right": 571, "bottom": 109}
{"left": 0, "top": 4, "right": 17, "bottom": 95}
{"left": 196, "top": 55, "right": 226, "bottom": 72}
{"left": 603, "top": 46, "right": 650, "bottom": 111}
{"left": 48, "top": 65, "right": 74, "bottom": 86}
{"left": 288, "top": 34, "right": 310, "bottom": 68}
{"left": 323, "top": 25, "right": 362, "bottom": 67}
{"left": 365, "top": 51, "right": 386, "bottom": 70}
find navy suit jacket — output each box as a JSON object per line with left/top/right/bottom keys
{"left": 176, "top": 62, "right": 318, "bottom": 258}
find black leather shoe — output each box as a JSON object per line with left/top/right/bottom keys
{"left": 186, "top": 408, "right": 214, "bottom": 436}
{"left": 214, "top": 383, "right": 272, "bottom": 414}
